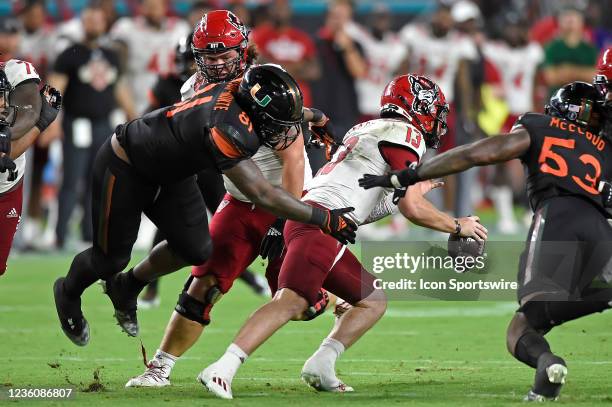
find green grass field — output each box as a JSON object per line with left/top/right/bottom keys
{"left": 1, "top": 246, "right": 612, "bottom": 406}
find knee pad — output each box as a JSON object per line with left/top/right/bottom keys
{"left": 174, "top": 284, "right": 223, "bottom": 325}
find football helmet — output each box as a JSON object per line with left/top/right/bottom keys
{"left": 380, "top": 74, "right": 449, "bottom": 149}
{"left": 235, "top": 64, "right": 303, "bottom": 150}
{"left": 594, "top": 48, "right": 611, "bottom": 112}
{"left": 191, "top": 10, "right": 249, "bottom": 83}
{"left": 0, "top": 69, "right": 16, "bottom": 127}
{"left": 175, "top": 33, "right": 195, "bottom": 82}
{"left": 545, "top": 81, "right": 604, "bottom": 129}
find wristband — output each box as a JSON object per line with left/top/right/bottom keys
{"left": 390, "top": 174, "right": 403, "bottom": 189}
{"left": 453, "top": 218, "right": 461, "bottom": 235}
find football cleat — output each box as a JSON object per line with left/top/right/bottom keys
{"left": 125, "top": 358, "right": 172, "bottom": 387}
{"left": 100, "top": 275, "right": 139, "bottom": 337}
{"left": 53, "top": 277, "right": 90, "bottom": 346}
{"left": 524, "top": 355, "right": 567, "bottom": 402}
{"left": 301, "top": 355, "right": 354, "bottom": 393}
{"left": 197, "top": 365, "right": 233, "bottom": 400}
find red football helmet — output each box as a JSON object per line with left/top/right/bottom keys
{"left": 191, "top": 10, "right": 250, "bottom": 83}
{"left": 380, "top": 74, "right": 449, "bottom": 148}
{"left": 594, "top": 48, "right": 612, "bottom": 110}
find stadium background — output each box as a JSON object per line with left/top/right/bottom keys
{"left": 1, "top": 0, "right": 612, "bottom": 405}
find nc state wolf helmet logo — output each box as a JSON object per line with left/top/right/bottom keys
{"left": 409, "top": 75, "right": 437, "bottom": 115}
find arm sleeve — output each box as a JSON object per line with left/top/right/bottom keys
{"left": 379, "top": 144, "right": 420, "bottom": 170}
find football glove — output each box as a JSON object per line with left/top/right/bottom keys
{"left": 310, "top": 206, "right": 357, "bottom": 245}
{"left": 0, "top": 124, "right": 11, "bottom": 155}
{"left": 308, "top": 110, "right": 339, "bottom": 161}
{"left": 359, "top": 162, "right": 420, "bottom": 190}
{"left": 260, "top": 218, "right": 286, "bottom": 261}
{"left": 0, "top": 154, "right": 16, "bottom": 173}
{"left": 36, "top": 85, "right": 62, "bottom": 132}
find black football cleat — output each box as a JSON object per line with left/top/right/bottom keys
{"left": 524, "top": 353, "right": 567, "bottom": 402}
{"left": 100, "top": 274, "right": 139, "bottom": 337}
{"left": 53, "top": 277, "right": 90, "bottom": 346}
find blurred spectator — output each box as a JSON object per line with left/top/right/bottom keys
{"left": 399, "top": 3, "right": 477, "bottom": 216}
{"left": 251, "top": 0, "right": 320, "bottom": 107}
{"left": 110, "top": 0, "right": 189, "bottom": 114}
{"left": 55, "top": 0, "right": 118, "bottom": 54}
{"left": 346, "top": 3, "right": 406, "bottom": 120}
{"left": 187, "top": 0, "right": 215, "bottom": 27}
{"left": 0, "top": 16, "right": 21, "bottom": 62}
{"left": 48, "top": 3, "right": 136, "bottom": 249}
{"left": 312, "top": 0, "right": 366, "bottom": 136}
{"left": 16, "top": 0, "right": 55, "bottom": 78}
{"left": 542, "top": 6, "right": 598, "bottom": 96}
{"left": 482, "top": 13, "right": 544, "bottom": 233}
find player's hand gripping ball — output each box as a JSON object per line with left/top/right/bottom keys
{"left": 447, "top": 234, "right": 486, "bottom": 273}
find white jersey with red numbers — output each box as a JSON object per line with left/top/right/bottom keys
{"left": 399, "top": 24, "right": 476, "bottom": 103}
{"left": 482, "top": 41, "right": 544, "bottom": 114}
{"left": 304, "top": 118, "right": 426, "bottom": 225}
{"left": 180, "top": 73, "right": 313, "bottom": 203}
{"left": 111, "top": 16, "right": 189, "bottom": 113}
{"left": 345, "top": 23, "right": 407, "bottom": 116}
{"left": 0, "top": 59, "right": 41, "bottom": 194}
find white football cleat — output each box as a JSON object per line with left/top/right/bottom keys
{"left": 197, "top": 365, "right": 233, "bottom": 399}
{"left": 125, "top": 359, "right": 171, "bottom": 387}
{"left": 301, "top": 355, "right": 353, "bottom": 393}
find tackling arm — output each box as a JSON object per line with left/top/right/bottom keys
{"left": 415, "top": 128, "right": 531, "bottom": 180}
{"left": 359, "top": 128, "right": 531, "bottom": 189}
{"left": 224, "top": 159, "right": 314, "bottom": 222}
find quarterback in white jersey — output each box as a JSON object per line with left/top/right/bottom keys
{"left": 0, "top": 59, "right": 61, "bottom": 275}
{"left": 110, "top": 0, "right": 189, "bottom": 113}
{"left": 199, "top": 75, "right": 487, "bottom": 400}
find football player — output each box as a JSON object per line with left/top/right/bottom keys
{"left": 360, "top": 82, "right": 612, "bottom": 401}
{"left": 139, "top": 27, "right": 266, "bottom": 307}
{"left": 0, "top": 59, "right": 62, "bottom": 276}
{"left": 119, "top": 10, "right": 334, "bottom": 328}
{"left": 53, "top": 63, "right": 357, "bottom": 348}
{"left": 198, "top": 74, "right": 487, "bottom": 399}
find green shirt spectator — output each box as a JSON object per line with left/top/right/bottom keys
{"left": 542, "top": 7, "right": 597, "bottom": 97}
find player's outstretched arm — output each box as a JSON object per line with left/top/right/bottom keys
{"left": 224, "top": 159, "right": 357, "bottom": 244}
{"left": 359, "top": 128, "right": 531, "bottom": 189}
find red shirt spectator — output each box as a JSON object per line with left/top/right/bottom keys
{"left": 251, "top": 0, "right": 320, "bottom": 107}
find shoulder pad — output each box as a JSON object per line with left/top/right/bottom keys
{"left": 4, "top": 59, "right": 41, "bottom": 87}
{"left": 370, "top": 119, "right": 426, "bottom": 162}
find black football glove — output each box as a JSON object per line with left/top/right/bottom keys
{"left": 35, "top": 85, "right": 62, "bottom": 132}
{"left": 0, "top": 124, "right": 11, "bottom": 155}
{"left": 303, "top": 289, "right": 330, "bottom": 321}
{"left": 260, "top": 218, "right": 286, "bottom": 261}
{"left": 308, "top": 111, "right": 339, "bottom": 161}
{"left": 599, "top": 180, "right": 612, "bottom": 208}
{"left": 359, "top": 162, "right": 420, "bottom": 190}
{"left": 310, "top": 206, "right": 357, "bottom": 245}
{"left": 0, "top": 154, "right": 16, "bottom": 173}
